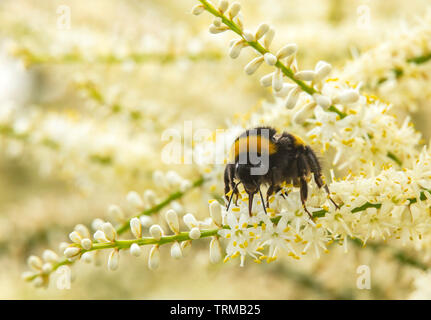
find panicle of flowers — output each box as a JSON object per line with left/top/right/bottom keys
{"left": 22, "top": 173, "right": 204, "bottom": 287}
{"left": 341, "top": 9, "right": 431, "bottom": 113}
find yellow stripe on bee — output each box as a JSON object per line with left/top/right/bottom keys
{"left": 292, "top": 134, "right": 306, "bottom": 146}
{"left": 230, "top": 134, "right": 277, "bottom": 161}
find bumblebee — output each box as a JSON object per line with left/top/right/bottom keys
{"left": 224, "top": 127, "right": 339, "bottom": 218}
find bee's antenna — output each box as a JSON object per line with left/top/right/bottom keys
{"left": 226, "top": 182, "right": 240, "bottom": 211}
{"left": 258, "top": 187, "right": 268, "bottom": 215}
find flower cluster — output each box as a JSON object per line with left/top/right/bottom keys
{"left": 341, "top": 9, "right": 431, "bottom": 113}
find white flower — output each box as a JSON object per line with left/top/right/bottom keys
{"left": 191, "top": 4, "right": 205, "bottom": 16}
{"left": 209, "top": 201, "right": 223, "bottom": 226}
{"left": 165, "top": 209, "right": 180, "bottom": 234}
{"left": 148, "top": 246, "right": 160, "bottom": 270}
{"left": 276, "top": 44, "right": 297, "bottom": 59}
{"left": 27, "top": 255, "right": 43, "bottom": 271}
{"left": 171, "top": 241, "right": 183, "bottom": 259}
{"left": 189, "top": 227, "right": 201, "bottom": 240}
{"left": 80, "top": 238, "right": 93, "bottom": 250}
{"left": 130, "top": 243, "right": 142, "bottom": 257}
{"left": 228, "top": 2, "right": 241, "bottom": 19}
{"left": 244, "top": 56, "right": 264, "bottom": 75}
{"left": 130, "top": 217, "right": 142, "bottom": 239}
{"left": 150, "top": 224, "right": 164, "bottom": 241}
{"left": 264, "top": 53, "right": 277, "bottom": 66}
{"left": 209, "top": 237, "right": 222, "bottom": 263}
{"left": 108, "top": 205, "right": 125, "bottom": 222}
{"left": 294, "top": 70, "right": 316, "bottom": 81}
{"left": 94, "top": 230, "right": 109, "bottom": 243}
{"left": 102, "top": 222, "right": 117, "bottom": 242}
{"left": 64, "top": 247, "right": 81, "bottom": 259}
{"left": 108, "top": 249, "right": 119, "bottom": 271}
{"left": 255, "top": 23, "right": 269, "bottom": 40}
{"left": 127, "top": 191, "right": 144, "bottom": 210}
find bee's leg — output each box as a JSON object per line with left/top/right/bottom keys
{"left": 258, "top": 186, "right": 268, "bottom": 215}
{"left": 266, "top": 185, "right": 284, "bottom": 208}
{"left": 299, "top": 177, "right": 313, "bottom": 220}
{"left": 304, "top": 146, "right": 340, "bottom": 210}
{"left": 224, "top": 164, "right": 234, "bottom": 202}
{"left": 298, "top": 154, "right": 314, "bottom": 221}
{"left": 226, "top": 182, "right": 240, "bottom": 211}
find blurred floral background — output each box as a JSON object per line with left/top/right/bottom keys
{"left": 2, "top": 0, "right": 431, "bottom": 299}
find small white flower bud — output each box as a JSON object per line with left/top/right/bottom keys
{"left": 27, "top": 255, "right": 43, "bottom": 271}
{"left": 153, "top": 170, "right": 166, "bottom": 187}
{"left": 171, "top": 201, "right": 184, "bottom": 215}
{"left": 313, "top": 94, "right": 332, "bottom": 109}
{"left": 102, "top": 222, "right": 117, "bottom": 242}
{"left": 108, "top": 205, "right": 125, "bottom": 222}
{"left": 243, "top": 30, "right": 255, "bottom": 42}
{"left": 213, "top": 18, "right": 222, "bottom": 27}
{"left": 209, "top": 24, "right": 227, "bottom": 34}
{"left": 209, "top": 237, "right": 222, "bottom": 264}
{"left": 285, "top": 87, "right": 301, "bottom": 109}
{"left": 293, "top": 101, "right": 316, "bottom": 123}
{"left": 189, "top": 227, "right": 201, "bottom": 240}
{"left": 218, "top": 0, "right": 229, "bottom": 13}
{"left": 59, "top": 242, "right": 69, "bottom": 252}
{"left": 148, "top": 245, "right": 160, "bottom": 270}
{"left": 150, "top": 224, "right": 164, "bottom": 241}
{"left": 140, "top": 215, "right": 154, "bottom": 228}
{"left": 91, "top": 218, "right": 105, "bottom": 231}
{"left": 209, "top": 201, "right": 223, "bottom": 226}
{"left": 276, "top": 44, "right": 298, "bottom": 59}
{"left": 295, "top": 70, "right": 316, "bottom": 81}
{"left": 333, "top": 90, "right": 360, "bottom": 104}
{"left": 191, "top": 4, "right": 205, "bottom": 15}
{"left": 272, "top": 69, "right": 283, "bottom": 92}
{"left": 228, "top": 2, "right": 241, "bottom": 18}
{"left": 74, "top": 224, "right": 90, "bottom": 239}
{"left": 64, "top": 247, "right": 81, "bottom": 259}
{"left": 180, "top": 180, "right": 192, "bottom": 192}
{"left": 94, "top": 230, "right": 109, "bottom": 243}
{"left": 69, "top": 231, "right": 82, "bottom": 244}
{"left": 130, "top": 217, "right": 142, "bottom": 239}
{"left": 130, "top": 243, "right": 142, "bottom": 257}
{"left": 244, "top": 56, "right": 264, "bottom": 75}
{"left": 315, "top": 60, "right": 332, "bottom": 80}
{"left": 183, "top": 213, "right": 198, "bottom": 229}
{"left": 264, "top": 27, "right": 275, "bottom": 49}
{"left": 80, "top": 238, "right": 93, "bottom": 250}
{"left": 81, "top": 251, "right": 94, "bottom": 264}
{"left": 42, "top": 250, "right": 59, "bottom": 263}
{"left": 108, "top": 249, "right": 119, "bottom": 271}
{"left": 255, "top": 23, "right": 269, "bottom": 39}
{"left": 274, "top": 83, "right": 296, "bottom": 98}
{"left": 127, "top": 191, "right": 144, "bottom": 210}
{"left": 21, "top": 271, "right": 35, "bottom": 282}
{"left": 171, "top": 241, "right": 183, "bottom": 259}
{"left": 260, "top": 72, "right": 274, "bottom": 87}
{"left": 264, "top": 53, "right": 277, "bottom": 66}
{"left": 32, "top": 276, "right": 45, "bottom": 288}
{"left": 42, "top": 263, "right": 53, "bottom": 274}
{"left": 229, "top": 39, "right": 246, "bottom": 59}
{"left": 165, "top": 209, "right": 180, "bottom": 234}
{"left": 166, "top": 170, "right": 182, "bottom": 188}
{"left": 143, "top": 190, "right": 157, "bottom": 207}
{"left": 181, "top": 240, "right": 192, "bottom": 257}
